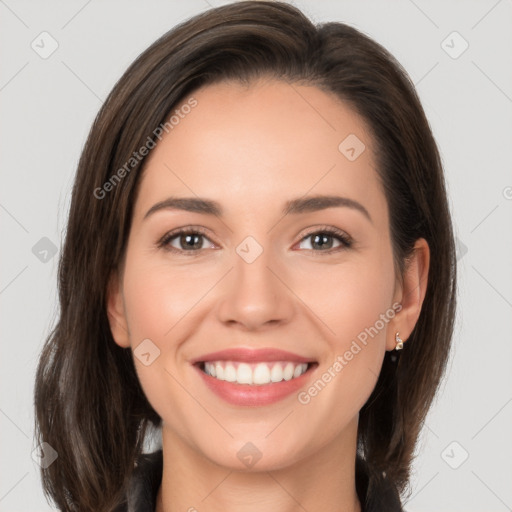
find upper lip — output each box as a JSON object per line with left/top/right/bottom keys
{"left": 191, "top": 348, "right": 315, "bottom": 364}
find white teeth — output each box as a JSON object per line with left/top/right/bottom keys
{"left": 270, "top": 363, "right": 283, "bottom": 383}
{"left": 204, "top": 362, "right": 215, "bottom": 377}
{"left": 283, "top": 362, "right": 294, "bottom": 381}
{"left": 202, "top": 361, "right": 308, "bottom": 385}
{"left": 293, "top": 364, "right": 303, "bottom": 378}
{"left": 215, "top": 362, "right": 224, "bottom": 380}
{"left": 224, "top": 364, "right": 237, "bottom": 382}
{"left": 253, "top": 363, "right": 271, "bottom": 385}
{"left": 237, "top": 363, "right": 253, "bottom": 384}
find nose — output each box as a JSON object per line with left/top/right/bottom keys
{"left": 216, "top": 243, "right": 295, "bottom": 331}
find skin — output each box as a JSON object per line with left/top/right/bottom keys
{"left": 107, "top": 77, "right": 429, "bottom": 512}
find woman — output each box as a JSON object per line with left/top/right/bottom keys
{"left": 33, "top": 1, "right": 457, "bottom": 511}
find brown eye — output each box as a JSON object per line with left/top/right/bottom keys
{"left": 297, "top": 227, "right": 352, "bottom": 253}
{"left": 158, "top": 228, "right": 216, "bottom": 254}
{"left": 157, "top": 226, "right": 352, "bottom": 255}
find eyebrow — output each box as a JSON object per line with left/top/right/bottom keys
{"left": 143, "top": 194, "right": 372, "bottom": 224}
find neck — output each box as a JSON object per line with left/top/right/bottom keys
{"left": 155, "top": 418, "right": 362, "bottom": 512}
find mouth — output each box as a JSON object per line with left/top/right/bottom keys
{"left": 191, "top": 348, "right": 318, "bottom": 406}
{"left": 196, "top": 360, "right": 313, "bottom": 385}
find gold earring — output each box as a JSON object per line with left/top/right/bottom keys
{"left": 395, "top": 332, "right": 404, "bottom": 350}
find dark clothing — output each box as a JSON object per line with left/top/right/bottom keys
{"left": 115, "top": 449, "right": 403, "bottom": 511}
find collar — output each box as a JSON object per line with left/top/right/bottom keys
{"left": 116, "top": 449, "right": 403, "bottom": 512}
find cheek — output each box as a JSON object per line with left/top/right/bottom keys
{"left": 293, "top": 266, "right": 395, "bottom": 441}
{"left": 299, "top": 249, "right": 395, "bottom": 401}
{"left": 294, "top": 248, "right": 395, "bottom": 347}
{"left": 120, "top": 255, "right": 210, "bottom": 432}
{"left": 119, "top": 249, "right": 227, "bottom": 398}
{"left": 122, "top": 254, "right": 211, "bottom": 344}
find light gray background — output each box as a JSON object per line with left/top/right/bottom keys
{"left": 1, "top": 1, "right": 511, "bottom": 511}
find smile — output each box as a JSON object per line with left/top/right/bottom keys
{"left": 201, "top": 360, "right": 309, "bottom": 385}
{"left": 191, "top": 347, "right": 318, "bottom": 406}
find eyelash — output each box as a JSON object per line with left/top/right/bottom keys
{"left": 157, "top": 225, "right": 353, "bottom": 256}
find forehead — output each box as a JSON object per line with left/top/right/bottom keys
{"left": 135, "top": 78, "right": 386, "bottom": 224}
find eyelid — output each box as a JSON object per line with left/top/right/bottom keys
{"left": 157, "top": 224, "right": 353, "bottom": 254}
{"left": 296, "top": 224, "right": 352, "bottom": 244}
{"left": 157, "top": 225, "right": 218, "bottom": 253}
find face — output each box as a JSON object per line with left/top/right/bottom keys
{"left": 108, "top": 78, "right": 410, "bottom": 471}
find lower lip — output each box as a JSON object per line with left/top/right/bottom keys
{"left": 194, "top": 364, "right": 317, "bottom": 407}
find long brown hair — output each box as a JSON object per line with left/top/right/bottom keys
{"left": 33, "top": 1, "right": 457, "bottom": 510}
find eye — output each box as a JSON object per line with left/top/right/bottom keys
{"left": 296, "top": 226, "right": 352, "bottom": 253}
{"left": 158, "top": 227, "right": 216, "bottom": 254}
{"left": 157, "top": 225, "right": 353, "bottom": 255}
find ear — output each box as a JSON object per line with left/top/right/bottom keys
{"left": 106, "top": 271, "right": 130, "bottom": 348}
{"left": 387, "top": 238, "right": 430, "bottom": 351}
